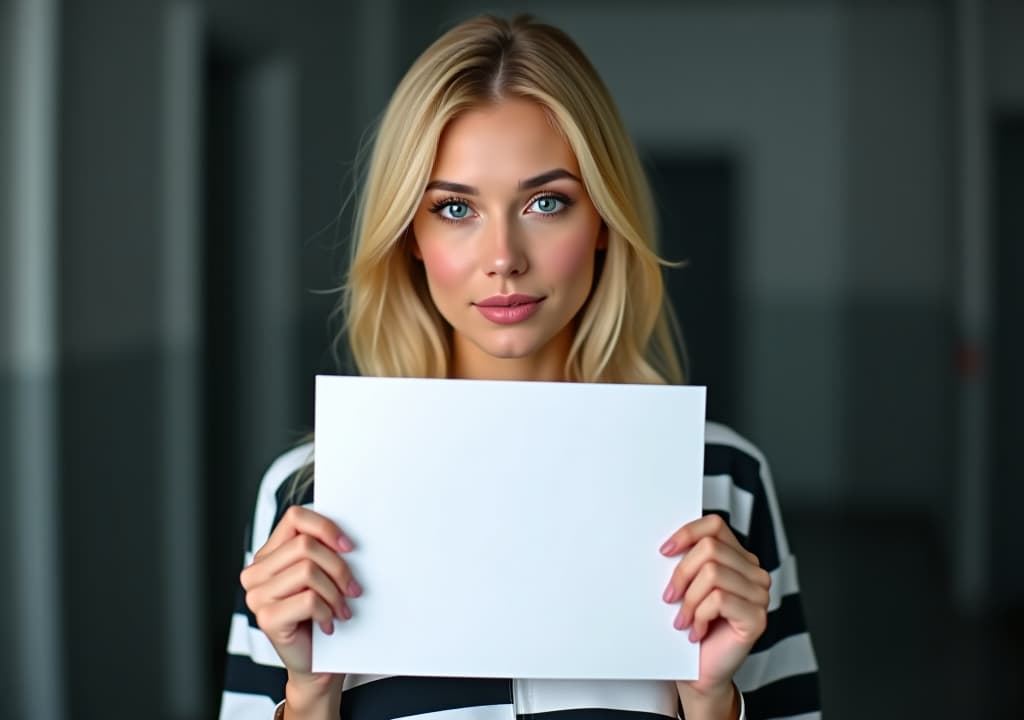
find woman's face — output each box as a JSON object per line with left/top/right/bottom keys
{"left": 411, "top": 98, "right": 606, "bottom": 381}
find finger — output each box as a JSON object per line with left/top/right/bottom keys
{"left": 255, "top": 505, "right": 353, "bottom": 560}
{"left": 242, "top": 533, "right": 361, "bottom": 599}
{"left": 674, "top": 561, "right": 770, "bottom": 630}
{"left": 256, "top": 589, "right": 340, "bottom": 639}
{"left": 663, "top": 536, "right": 769, "bottom": 603}
{"left": 688, "top": 589, "right": 767, "bottom": 644}
{"left": 661, "top": 514, "right": 754, "bottom": 562}
{"left": 248, "top": 557, "right": 351, "bottom": 621}
{"left": 662, "top": 514, "right": 754, "bottom": 560}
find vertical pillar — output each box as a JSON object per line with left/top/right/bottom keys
{"left": 953, "top": 0, "right": 991, "bottom": 612}
{"left": 9, "top": 0, "right": 64, "bottom": 716}
{"left": 160, "top": 2, "right": 206, "bottom": 715}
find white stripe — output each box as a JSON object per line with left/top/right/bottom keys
{"left": 522, "top": 679, "right": 677, "bottom": 715}
{"left": 226, "top": 613, "right": 253, "bottom": 657}
{"left": 396, "top": 704, "right": 514, "bottom": 720}
{"left": 768, "top": 554, "right": 801, "bottom": 611}
{"left": 702, "top": 474, "right": 754, "bottom": 536}
{"left": 227, "top": 612, "right": 286, "bottom": 667}
{"left": 218, "top": 690, "right": 276, "bottom": 719}
{"left": 734, "top": 633, "right": 818, "bottom": 692}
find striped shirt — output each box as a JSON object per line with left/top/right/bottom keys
{"left": 220, "top": 421, "right": 821, "bottom": 719}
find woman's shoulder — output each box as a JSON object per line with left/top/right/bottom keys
{"left": 262, "top": 441, "right": 315, "bottom": 487}
{"left": 701, "top": 420, "right": 791, "bottom": 563}
{"left": 702, "top": 420, "right": 777, "bottom": 488}
{"left": 704, "top": 420, "right": 768, "bottom": 465}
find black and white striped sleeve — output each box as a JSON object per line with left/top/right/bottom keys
{"left": 219, "top": 443, "right": 316, "bottom": 719}
{"left": 702, "top": 422, "right": 822, "bottom": 719}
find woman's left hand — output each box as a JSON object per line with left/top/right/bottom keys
{"left": 660, "top": 514, "right": 771, "bottom": 706}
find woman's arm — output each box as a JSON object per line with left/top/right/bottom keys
{"left": 220, "top": 446, "right": 354, "bottom": 719}
{"left": 662, "top": 513, "right": 770, "bottom": 720}
{"left": 663, "top": 426, "right": 822, "bottom": 719}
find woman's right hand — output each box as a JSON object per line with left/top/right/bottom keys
{"left": 240, "top": 505, "right": 361, "bottom": 691}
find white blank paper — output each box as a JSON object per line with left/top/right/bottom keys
{"left": 312, "top": 375, "right": 706, "bottom": 680}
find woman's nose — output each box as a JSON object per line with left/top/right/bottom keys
{"left": 480, "top": 217, "right": 528, "bottom": 277}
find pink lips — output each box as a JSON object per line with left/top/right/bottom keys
{"left": 473, "top": 294, "right": 545, "bottom": 324}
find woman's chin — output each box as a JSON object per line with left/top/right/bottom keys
{"left": 478, "top": 338, "right": 541, "bottom": 361}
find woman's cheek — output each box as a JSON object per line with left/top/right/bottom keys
{"left": 420, "top": 241, "right": 475, "bottom": 293}
{"left": 545, "top": 225, "right": 600, "bottom": 281}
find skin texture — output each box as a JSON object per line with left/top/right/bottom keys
{"left": 240, "top": 99, "right": 768, "bottom": 720}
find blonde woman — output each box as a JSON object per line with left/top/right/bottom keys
{"left": 221, "top": 15, "right": 820, "bottom": 720}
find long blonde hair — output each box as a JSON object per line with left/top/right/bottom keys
{"left": 343, "top": 14, "right": 683, "bottom": 385}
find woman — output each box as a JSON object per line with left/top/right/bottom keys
{"left": 220, "top": 15, "right": 820, "bottom": 720}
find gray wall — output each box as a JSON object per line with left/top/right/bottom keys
{"left": 839, "top": 2, "right": 955, "bottom": 522}
{"left": 58, "top": 1, "right": 166, "bottom": 714}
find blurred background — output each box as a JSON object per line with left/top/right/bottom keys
{"left": 1, "top": 0, "right": 1022, "bottom": 717}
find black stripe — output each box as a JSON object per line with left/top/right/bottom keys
{"left": 229, "top": 580, "right": 262, "bottom": 632}
{"left": 703, "top": 444, "right": 780, "bottom": 570}
{"left": 340, "top": 676, "right": 513, "bottom": 720}
{"left": 223, "top": 652, "right": 288, "bottom": 703}
{"left": 523, "top": 710, "right": 673, "bottom": 720}
{"left": 273, "top": 467, "right": 312, "bottom": 529}
{"left": 240, "top": 604, "right": 259, "bottom": 628}
{"left": 742, "top": 672, "right": 821, "bottom": 719}
{"left": 751, "top": 592, "right": 809, "bottom": 655}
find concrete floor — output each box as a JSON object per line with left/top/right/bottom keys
{"left": 787, "top": 512, "right": 1023, "bottom": 718}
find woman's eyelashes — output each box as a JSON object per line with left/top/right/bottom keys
{"left": 526, "top": 192, "right": 573, "bottom": 215}
{"left": 428, "top": 192, "right": 574, "bottom": 224}
{"left": 429, "top": 197, "right": 475, "bottom": 222}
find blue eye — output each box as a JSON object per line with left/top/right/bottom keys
{"left": 528, "top": 195, "right": 569, "bottom": 214}
{"left": 442, "top": 202, "right": 470, "bottom": 219}
{"left": 429, "top": 198, "right": 474, "bottom": 222}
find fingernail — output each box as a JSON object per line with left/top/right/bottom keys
{"left": 346, "top": 579, "right": 363, "bottom": 598}
{"left": 674, "top": 614, "right": 685, "bottom": 631}
{"left": 323, "top": 622, "right": 334, "bottom": 635}
{"left": 688, "top": 628, "right": 698, "bottom": 643}
{"left": 660, "top": 540, "right": 676, "bottom": 555}
{"left": 337, "top": 534, "right": 354, "bottom": 552}
{"left": 339, "top": 603, "right": 352, "bottom": 621}
{"left": 663, "top": 584, "right": 676, "bottom": 603}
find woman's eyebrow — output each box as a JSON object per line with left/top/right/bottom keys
{"left": 518, "top": 168, "right": 581, "bottom": 190}
{"left": 425, "top": 180, "right": 478, "bottom": 195}
{"left": 424, "top": 169, "right": 581, "bottom": 195}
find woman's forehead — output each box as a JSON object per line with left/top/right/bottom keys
{"left": 430, "top": 98, "right": 581, "bottom": 186}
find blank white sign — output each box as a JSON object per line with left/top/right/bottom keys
{"left": 313, "top": 375, "right": 705, "bottom": 680}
